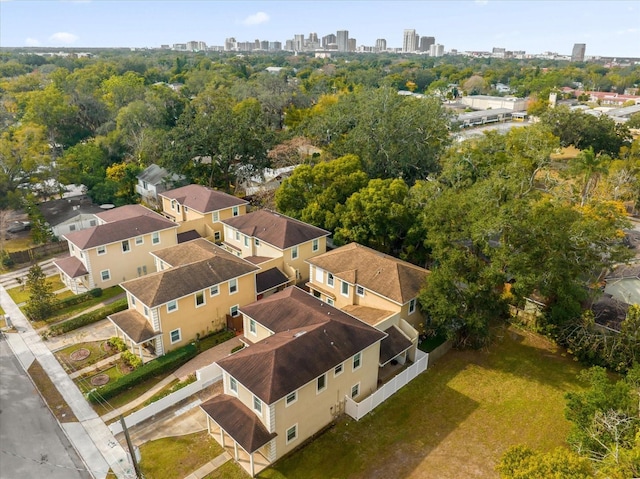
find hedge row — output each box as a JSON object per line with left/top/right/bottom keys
{"left": 48, "top": 299, "right": 128, "bottom": 336}
{"left": 52, "top": 288, "right": 102, "bottom": 311}
{"left": 87, "top": 343, "right": 198, "bottom": 403}
{"left": 197, "top": 329, "right": 236, "bottom": 352}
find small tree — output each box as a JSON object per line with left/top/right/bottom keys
{"left": 24, "top": 264, "right": 54, "bottom": 321}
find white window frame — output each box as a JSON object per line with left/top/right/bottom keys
{"left": 152, "top": 232, "right": 160, "bottom": 245}
{"left": 97, "top": 245, "right": 106, "bottom": 256}
{"left": 100, "top": 269, "right": 110, "bottom": 281}
{"left": 135, "top": 236, "right": 144, "bottom": 245}
{"left": 356, "top": 285, "right": 365, "bottom": 297}
{"left": 195, "top": 291, "right": 205, "bottom": 308}
{"left": 327, "top": 297, "right": 334, "bottom": 306}
{"left": 315, "top": 267, "right": 323, "bottom": 283}
{"left": 232, "top": 206, "right": 239, "bottom": 217}
{"left": 286, "top": 424, "right": 298, "bottom": 445}
{"left": 253, "top": 395, "right": 262, "bottom": 415}
{"left": 316, "top": 373, "right": 327, "bottom": 394}
{"left": 230, "top": 305, "right": 239, "bottom": 317}
{"left": 409, "top": 298, "right": 417, "bottom": 315}
{"left": 351, "top": 383, "right": 360, "bottom": 399}
{"left": 353, "top": 352, "right": 362, "bottom": 370}
{"left": 244, "top": 235, "right": 249, "bottom": 247}
{"left": 69, "top": 224, "right": 76, "bottom": 231}
{"left": 235, "top": 231, "right": 240, "bottom": 241}
{"left": 341, "top": 281, "right": 349, "bottom": 297}
{"left": 249, "top": 318, "right": 257, "bottom": 335}
{"left": 89, "top": 219, "right": 97, "bottom": 227}
{"left": 210, "top": 284, "right": 219, "bottom": 297}
{"left": 312, "top": 238, "right": 319, "bottom": 252}
{"left": 229, "top": 278, "right": 238, "bottom": 295}
{"left": 291, "top": 245, "right": 299, "bottom": 260}
{"left": 122, "top": 240, "right": 131, "bottom": 253}
{"left": 285, "top": 391, "right": 297, "bottom": 407}
{"left": 334, "top": 363, "right": 343, "bottom": 377}
{"left": 229, "top": 377, "right": 238, "bottom": 394}
{"left": 171, "top": 199, "right": 176, "bottom": 210}
{"left": 130, "top": 296, "right": 136, "bottom": 307}
{"left": 170, "top": 328, "right": 181, "bottom": 344}
{"left": 167, "top": 300, "right": 178, "bottom": 313}
{"left": 327, "top": 273, "right": 334, "bottom": 287}
{"left": 143, "top": 306, "right": 149, "bottom": 317}
{"left": 254, "top": 238, "right": 260, "bottom": 247}
{"left": 212, "top": 211, "right": 219, "bottom": 222}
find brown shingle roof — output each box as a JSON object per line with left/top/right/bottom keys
{"left": 122, "top": 242, "right": 258, "bottom": 307}
{"left": 256, "top": 267, "right": 289, "bottom": 294}
{"left": 379, "top": 325, "right": 413, "bottom": 365}
{"left": 151, "top": 238, "right": 224, "bottom": 267}
{"left": 341, "top": 305, "right": 396, "bottom": 327}
{"left": 64, "top": 207, "right": 176, "bottom": 249}
{"left": 108, "top": 309, "right": 161, "bottom": 344}
{"left": 54, "top": 256, "right": 88, "bottom": 278}
{"left": 160, "top": 184, "right": 247, "bottom": 214}
{"left": 200, "top": 395, "right": 276, "bottom": 453}
{"left": 219, "top": 287, "right": 386, "bottom": 404}
{"left": 95, "top": 204, "right": 151, "bottom": 223}
{"left": 307, "top": 243, "right": 429, "bottom": 304}
{"left": 221, "top": 210, "right": 329, "bottom": 250}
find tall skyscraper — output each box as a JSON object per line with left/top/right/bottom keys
{"left": 322, "top": 33, "right": 337, "bottom": 48}
{"left": 337, "top": 30, "right": 349, "bottom": 52}
{"left": 403, "top": 29, "right": 417, "bottom": 52}
{"left": 375, "top": 38, "right": 387, "bottom": 52}
{"left": 420, "top": 36, "right": 435, "bottom": 52}
{"left": 429, "top": 44, "right": 444, "bottom": 57}
{"left": 294, "top": 34, "right": 305, "bottom": 51}
{"left": 348, "top": 38, "right": 356, "bottom": 52}
{"left": 571, "top": 43, "right": 586, "bottom": 62}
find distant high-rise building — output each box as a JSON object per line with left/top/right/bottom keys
{"left": 375, "top": 38, "right": 387, "bottom": 52}
{"left": 429, "top": 43, "right": 444, "bottom": 57}
{"left": 492, "top": 47, "right": 506, "bottom": 58}
{"left": 284, "top": 39, "right": 294, "bottom": 51}
{"left": 571, "top": 43, "right": 586, "bottom": 62}
{"left": 269, "top": 41, "right": 282, "bottom": 51}
{"left": 419, "top": 36, "right": 435, "bottom": 52}
{"left": 294, "top": 34, "right": 305, "bottom": 51}
{"left": 403, "top": 29, "right": 417, "bottom": 52}
{"left": 337, "top": 30, "right": 349, "bottom": 52}
{"left": 309, "top": 32, "right": 318, "bottom": 43}
{"left": 348, "top": 38, "right": 356, "bottom": 52}
{"left": 322, "top": 33, "right": 337, "bottom": 48}
{"left": 260, "top": 40, "right": 269, "bottom": 50}
{"left": 224, "top": 37, "right": 236, "bottom": 51}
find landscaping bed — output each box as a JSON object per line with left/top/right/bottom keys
{"left": 54, "top": 340, "right": 119, "bottom": 373}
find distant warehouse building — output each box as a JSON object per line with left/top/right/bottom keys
{"left": 455, "top": 108, "right": 517, "bottom": 128}
{"left": 461, "top": 95, "right": 527, "bottom": 111}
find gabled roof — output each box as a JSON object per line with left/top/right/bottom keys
{"left": 379, "top": 325, "right": 413, "bottom": 366}
{"left": 108, "top": 309, "right": 161, "bottom": 344}
{"left": 218, "top": 287, "right": 386, "bottom": 404}
{"left": 54, "top": 256, "right": 88, "bottom": 278}
{"left": 38, "top": 196, "right": 102, "bottom": 227}
{"left": 201, "top": 395, "right": 276, "bottom": 453}
{"left": 64, "top": 207, "right": 176, "bottom": 249}
{"left": 159, "top": 184, "right": 247, "bottom": 214}
{"left": 94, "top": 204, "right": 152, "bottom": 223}
{"left": 307, "top": 243, "right": 429, "bottom": 304}
{"left": 256, "top": 267, "right": 289, "bottom": 294}
{"left": 221, "top": 210, "right": 329, "bottom": 250}
{"left": 122, "top": 241, "right": 259, "bottom": 307}
{"left": 137, "top": 163, "right": 184, "bottom": 186}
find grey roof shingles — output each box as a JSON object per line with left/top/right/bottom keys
{"left": 218, "top": 287, "right": 386, "bottom": 404}
{"left": 159, "top": 184, "right": 247, "bottom": 214}
{"left": 222, "top": 210, "right": 329, "bottom": 250}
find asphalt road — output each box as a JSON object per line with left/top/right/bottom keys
{"left": 0, "top": 334, "right": 91, "bottom": 479}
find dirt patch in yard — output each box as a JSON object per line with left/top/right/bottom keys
{"left": 27, "top": 359, "right": 78, "bottom": 423}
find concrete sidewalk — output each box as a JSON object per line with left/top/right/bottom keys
{"left": 0, "top": 284, "right": 134, "bottom": 479}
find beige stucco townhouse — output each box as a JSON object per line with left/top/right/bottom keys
{"left": 159, "top": 184, "right": 248, "bottom": 241}
{"left": 54, "top": 204, "right": 178, "bottom": 294}
{"left": 108, "top": 238, "right": 259, "bottom": 358}
{"left": 201, "top": 287, "right": 386, "bottom": 476}
{"left": 221, "top": 209, "right": 330, "bottom": 288}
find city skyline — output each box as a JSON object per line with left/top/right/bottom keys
{"left": 1, "top": 0, "right": 639, "bottom": 57}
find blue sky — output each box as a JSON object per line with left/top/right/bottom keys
{"left": 1, "top": 1, "right": 639, "bottom": 57}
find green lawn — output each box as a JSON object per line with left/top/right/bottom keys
{"left": 259, "top": 326, "right": 586, "bottom": 479}
{"left": 54, "top": 340, "right": 118, "bottom": 373}
{"left": 45, "top": 286, "right": 124, "bottom": 324}
{"left": 139, "top": 431, "right": 224, "bottom": 479}
{"left": 7, "top": 276, "right": 67, "bottom": 304}
{"left": 203, "top": 460, "right": 250, "bottom": 479}
{"left": 75, "top": 362, "right": 130, "bottom": 394}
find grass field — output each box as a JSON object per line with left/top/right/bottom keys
{"left": 259, "top": 326, "right": 586, "bottom": 479}
{"left": 7, "top": 276, "right": 67, "bottom": 304}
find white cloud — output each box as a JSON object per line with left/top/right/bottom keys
{"left": 474, "top": 0, "right": 489, "bottom": 5}
{"left": 25, "top": 37, "right": 41, "bottom": 46}
{"left": 616, "top": 27, "right": 638, "bottom": 35}
{"left": 242, "top": 11, "right": 270, "bottom": 26}
{"left": 49, "top": 32, "right": 78, "bottom": 44}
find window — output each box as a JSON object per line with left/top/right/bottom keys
{"left": 70, "top": 244, "right": 75, "bottom": 252}
{"left": 143, "top": 306, "right": 149, "bottom": 317}
{"left": 130, "top": 296, "right": 136, "bottom": 307}
{"left": 312, "top": 238, "right": 319, "bottom": 252}
{"left": 195, "top": 291, "right": 205, "bottom": 307}
{"left": 230, "top": 377, "right": 238, "bottom": 394}
{"left": 286, "top": 425, "right": 297, "bottom": 444}
{"left": 210, "top": 284, "right": 219, "bottom": 296}
{"left": 176, "top": 204, "right": 181, "bottom": 213}
{"left": 171, "top": 199, "right": 176, "bottom": 210}
{"left": 230, "top": 305, "right": 239, "bottom": 317}
{"left": 97, "top": 245, "right": 106, "bottom": 256}
{"left": 137, "top": 265, "right": 147, "bottom": 276}
{"left": 89, "top": 219, "right": 96, "bottom": 227}
{"left": 254, "top": 238, "right": 260, "bottom": 247}
{"left": 80, "top": 251, "right": 84, "bottom": 259}
{"left": 135, "top": 236, "right": 143, "bottom": 245}
{"left": 249, "top": 319, "right": 257, "bottom": 335}
{"left": 69, "top": 224, "right": 76, "bottom": 231}
{"left": 183, "top": 206, "right": 188, "bottom": 214}
{"left": 286, "top": 391, "right": 297, "bottom": 406}
{"left": 229, "top": 278, "right": 238, "bottom": 294}
{"left": 356, "top": 285, "right": 365, "bottom": 297}
{"left": 212, "top": 211, "right": 219, "bottom": 222}
{"left": 167, "top": 300, "right": 177, "bottom": 313}
{"left": 232, "top": 206, "right": 239, "bottom": 217}
{"left": 315, "top": 268, "right": 323, "bottom": 283}
{"left": 327, "top": 273, "right": 334, "bottom": 287}
{"left": 334, "top": 363, "right": 343, "bottom": 376}
{"left": 100, "top": 269, "right": 110, "bottom": 281}
{"left": 235, "top": 231, "right": 240, "bottom": 241}
{"left": 341, "top": 281, "right": 349, "bottom": 297}
{"left": 327, "top": 298, "right": 334, "bottom": 306}
{"left": 291, "top": 246, "right": 299, "bottom": 260}
{"left": 244, "top": 235, "right": 249, "bottom": 247}
{"left": 214, "top": 231, "right": 221, "bottom": 241}
{"left": 317, "top": 373, "right": 326, "bottom": 393}
{"left": 351, "top": 383, "right": 360, "bottom": 398}
{"left": 170, "top": 328, "right": 181, "bottom": 344}
{"left": 409, "top": 298, "right": 416, "bottom": 315}
{"left": 152, "top": 232, "right": 160, "bottom": 245}
{"left": 122, "top": 240, "right": 131, "bottom": 253}
{"left": 253, "top": 395, "right": 262, "bottom": 415}
{"left": 353, "top": 352, "right": 362, "bottom": 370}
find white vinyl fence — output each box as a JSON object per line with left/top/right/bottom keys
{"left": 345, "top": 350, "right": 428, "bottom": 421}
{"left": 109, "top": 362, "right": 222, "bottom": 435}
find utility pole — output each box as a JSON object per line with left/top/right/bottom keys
{"left": 120, "top": 415, "right": 142, "bottom": 479}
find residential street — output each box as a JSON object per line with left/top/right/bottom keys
{"left": 0, "top": 334, "right": 91, "bottom": 479}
